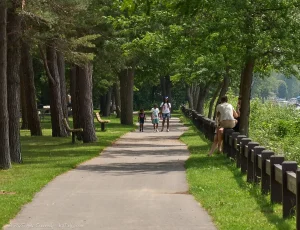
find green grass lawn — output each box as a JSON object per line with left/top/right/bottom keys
{"left": 0, "top": 115, "right": 135, "bottom": 229}
{"left": 179, "top": 114, "right": 296, "bottom": 230}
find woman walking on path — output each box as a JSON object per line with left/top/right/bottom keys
{"left": 208, "top": 95, "right": 238, "bottom": 156}
{"left": 151, "top": 104, "right": 160, "bottom": 132}
{"left": 160, "top": 97, "right": 171, "bottom": 132}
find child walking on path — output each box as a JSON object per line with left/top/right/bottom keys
{"left": 138, "top": 109, "right": 146, "bottom": 132}
{"left": 151, "top": 104, "right": 160, "bottom": 132}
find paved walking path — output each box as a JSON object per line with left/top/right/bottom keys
{"left": 4, "top": 118, "right": 216, "bottom": 230}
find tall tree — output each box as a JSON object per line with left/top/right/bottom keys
{"left": 21, "top": 41, "right": 42, "bottom": 136}
{"left": 77, "top": 64, "right": 97, "bottom": 142}
{"left": 40, "top": 43, "right": 68, "bottom": 137}
{"left": 57, "top": 51, "right": 68, "bottom": 120}
{"left": 119, "top": 67, "right": 134, "bottom": 125}
{"left": 113, "top": 81, "right": 121, "bottom": 118}
{"left": 0, "top": 1, "right": 11, "bottom": 169}
{"left": 7, "top": 0, "right": 22, "bottom": 163}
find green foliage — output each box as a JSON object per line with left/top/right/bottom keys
{"left": 249, "top": 99, "right": 300, "bottom": 162}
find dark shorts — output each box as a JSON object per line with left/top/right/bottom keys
{"left": 139, "top": 119, "right": 145, "bottom": 124}
{"left": 162, "top": 113, "right": 170, "bottom": 119}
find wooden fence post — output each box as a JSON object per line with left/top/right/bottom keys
{"left": 260, "top": 150, "right": 273, "bottom": 194}
{"left": 296, "top": 169, "right": 300, "bottom": 230}
{"left": 236, "top": 135, "right": 247, "bottom": 169}
{"left": 253, "top": 146, "right": 265, "bottom": 183}
{"left": 282, "top": 161, "right": 297, "bottom": 218}
{"left": 230, "top": 132, "right": 240, "bottom": 159}
{"left": 223, "top": 129, "right": 234, "bottom": 156}
{"left": 246, "top": 142, "right": 260, "bottom": 182}
{"left": 240, "top": 138, "right": 251, "bottom": 173}
{"left": 270, "top": 155, "right": 285, "bottom": 203}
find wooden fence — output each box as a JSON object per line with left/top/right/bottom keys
{"left": 181, "top": 106, "right": 300, "bottom": 229}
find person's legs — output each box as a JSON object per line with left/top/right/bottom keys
{"left": 139, "top": 123, "right": 142, "bottom": 131}
{"left": 161, "top": 114, "right": 166, "bottom": 131}
{"left": 208, "top": 133, "right": 218, "bottom": 156}
{"left": 217, "top": 128, "right": 224, "bottom": 152}
{"left": 166, "top": 113, "right": 170, "bottom": 131}
{"left": 166, "top": 118, "right": 169, "bottom": 130}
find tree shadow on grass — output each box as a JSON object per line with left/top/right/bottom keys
{"left": 225, "top": 161, "right": 293, "bottom": 230}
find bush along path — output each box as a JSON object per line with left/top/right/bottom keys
{"left": 179, "top": 114, "right": 296, "bottom": 230}
{"left": 4, "top": 117, "right": 216, "bottom": 230}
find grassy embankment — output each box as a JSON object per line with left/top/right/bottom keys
{"left": 179, "top": 113, "right": 295, "bottom": 230}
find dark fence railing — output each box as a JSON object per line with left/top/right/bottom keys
{"left": 181, "top": 106, "right": 300, "bottom": 229}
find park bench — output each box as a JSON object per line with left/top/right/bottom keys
{"left": 95, "top": 112, "right": 110, "bottom": 131}
{"left": 62, "top": 118, "right": 83, "bottom": 144}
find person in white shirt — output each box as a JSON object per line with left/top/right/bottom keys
{"left": 160, "top": 96, "right": 171, "bottom": 132}
{"left": 151, "top": 104, "right": 160, "bottom": 132}
{"left": 208, "top": 95, "right": 238, "bottom": 156}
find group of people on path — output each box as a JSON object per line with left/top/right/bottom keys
{"left": 138, "top": 97, "right": 171, "bottom": 132}
{"left": 208, "top": 95, "right": 241, "bottom": 156}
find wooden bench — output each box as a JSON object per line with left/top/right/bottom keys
{"left": 62, "top": 118, "right": 83, "bottom": 144}
{"left": 95, "top": 112, "right": 110, "bottom": 131}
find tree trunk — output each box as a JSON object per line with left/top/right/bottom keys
{"left": 239, "top": 58, "right": 255, "bottom": 135}
{"left": 119, "top": 67, "right": 134, "bottom": 125}
{"left": 213, "top": 73, "right": 230, "bottom": 119}
{"left": 208, "top": 81, "right": 222, "bottom": 119}
{"left": 70, "top": 65, "right": 81, "bottom": 139}
{"left": 160, "top": 76, "right": 166, "bottom": 100}
{"left": 165, "top": 75, "right": 172, "bottom": 101}
{"left": 186, "top": 85, "right": 194, "bottom": 109}
{"left": 43, "top": 44, "right": 67, "bottom": 137}
{"left": 113, "top": 81, "right": 121, "bottom": 118}
{"left": 100, "top": 94, "right": 106, "bottom": 115}
{"left": 20, "top": 62, "right": 28, "bottom": 130}
{"left": 103, "top": 87, "right": 112, "bottom": 117}
{"left": 192, "top": 84, "right": 200, "bottom": 109}
{"left": 0, "top": 3, "right": 11, "bottom": 169}
{"left": 7, "top": 1, "right": 22, "bottom": 163}
{"left": 160, "top": 75, "right": 172, "bottom": 102}
{"left": 21, "top": 41, "right": 42, "bottom": 136}
{"left": 57, "top": 51, "right": 68, "bottom": 120}
{"left": 196, "top": 83, "right": 211, "bottom": 114}
{"left": 77, "top": 64, "right": 97, "bottom": 143}
{"left": 111, "top": 89, "right": 115, "bottom": 114}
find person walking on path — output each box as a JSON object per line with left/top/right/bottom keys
{"left": 138, "top": 109, "right": 146, "bottom": 132}
{"left": 208, "top": 95, "right": 238, "bottom": 156}
{"left": 160, "top": 97, "right": 171, "bottom": 132}
{"left": 151, "top": 104, "right": 160, "bottom": 132}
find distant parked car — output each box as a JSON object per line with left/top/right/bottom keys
{"left": 288, "top": 98, "right": 297, "bottom": 105}
{"left": 276, "top": 99, "right": 289, "bottom": 107}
